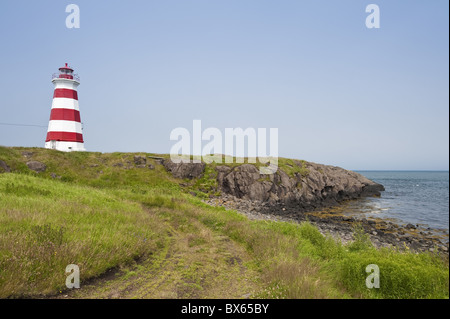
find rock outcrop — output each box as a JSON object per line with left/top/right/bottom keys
{"left": 216, "top": 162, "right": 384, "bottom": 212}
{"left": 163, "top": 159, "right": 384, "bottom": 213}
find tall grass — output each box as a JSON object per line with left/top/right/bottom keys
{"left": 0, "top": 173, "right": 167, "bottom": 298}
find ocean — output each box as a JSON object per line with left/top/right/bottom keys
{"left": 347, "top": 171, "right": 449, "bottom": 236}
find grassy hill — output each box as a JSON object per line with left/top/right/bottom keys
{"left": 0, "top": 146, "right": 448, "bottom": 299}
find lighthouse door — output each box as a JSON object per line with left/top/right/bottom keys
{"left": 50, "top": 140, "right": 56, "bottom": 149}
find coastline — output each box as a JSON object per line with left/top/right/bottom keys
{"left": 204, "top": 195, "right": 450, "bottom": 256}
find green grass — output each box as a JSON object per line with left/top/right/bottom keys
{"left": 0, "top": 146, "right": 448, "bottom": 299}
{"left": 257, "top": 221, "right": 448, "bottom": 298}
{"left": 277, "top": 158, "right": 309, "bottom": 178}
{"left": 182, "top": 198, "right": 449, "bottom": 298}
{"left": 0, "top": 173, "right": 167, "bottom": 297}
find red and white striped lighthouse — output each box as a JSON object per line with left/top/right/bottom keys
{"left": 45, "top": 63, "right": 85, "bottom": 152}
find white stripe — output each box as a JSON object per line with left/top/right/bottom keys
{"left": 52, "top": 98, "right": 79, "bottom": 111}
{"left": 45, "top": 141, "right": 85, "bottom": 152}
{"left": 47, "top": 120, "right": 82, "bottom": 134}
{"left": 52, "top": 79, "right": 80, "bottom": 90}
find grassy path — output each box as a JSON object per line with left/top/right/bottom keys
{"left": 54, "top": 208, "right": 262, "bottom": 299}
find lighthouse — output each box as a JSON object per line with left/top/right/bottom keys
{"left": 45, "top": 63, "right": 85, "bottom": 152}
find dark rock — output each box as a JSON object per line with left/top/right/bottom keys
{"left": 148, "top": 164, "right": 155, "bottom": 170}
{"left": 134, "top": 155, "right": 147, "bottom": 165}
{"left": 26, "top": 161, "right": 46, "bottom": 173}
{"left": 162, "top": 159, "right": 206, "bottom": 179}
{"left": 216, "top": 164, "right": 271, "bottom": 201}
{"left": 406, "top": 223, "right": 416, "bottom": 229}
{"left": 113, "top": 163, "right": 124, "bottom": 167}
{"left": 0, "top": 160, "right": 11, "bottom": 173}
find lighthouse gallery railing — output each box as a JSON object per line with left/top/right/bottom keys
{"left": 52, "top": 73, "right": 80, "bottom": 81}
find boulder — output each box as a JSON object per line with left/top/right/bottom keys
{"left": 162, "top": 159, "right": 206, "bottom": 179}
{"left": 0, "top": 160, "right": 11, "bottom": 173}
{"left": 26, "top": 161, "right": 46, "bottom": 173}
{"left": 134, "top": 155, "right": 147, "bottom": 165}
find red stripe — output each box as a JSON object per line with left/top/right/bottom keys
{"left": 53, "top": 89, "right": 78, "bottom": 100}
{"left": 46, "top": 131, "right": 84, "bottom": 143}
{"left": 49, "top": 108, "right": 81, "bottom": 122}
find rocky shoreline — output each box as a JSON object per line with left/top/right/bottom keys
{"left": 204, "top": 195, "right": 449, "bottom": 255}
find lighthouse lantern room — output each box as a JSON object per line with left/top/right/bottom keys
{"left": 45, "top": 63, "right": 85, "bottom": 152}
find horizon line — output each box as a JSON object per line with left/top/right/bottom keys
{"left": 1, "top": 145, "right": 448, "bottom": 172}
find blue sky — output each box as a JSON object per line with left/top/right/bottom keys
{"left": 0, "top": 0, "right": 448, "bottom": 170}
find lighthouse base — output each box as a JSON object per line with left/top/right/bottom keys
{"left": 45, "top": 140, "right": 86, "bottom": 152}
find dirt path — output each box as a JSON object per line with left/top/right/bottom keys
{"left": 55, "top": 209, "right": 262, "bottom": 299}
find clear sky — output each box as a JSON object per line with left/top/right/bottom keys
{"left": 0, "top": 0, "right": 448, "bottom": 170}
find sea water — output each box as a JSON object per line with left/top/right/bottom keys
{"left": 349, "top": 171, "right": 449, "bottom": 236}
